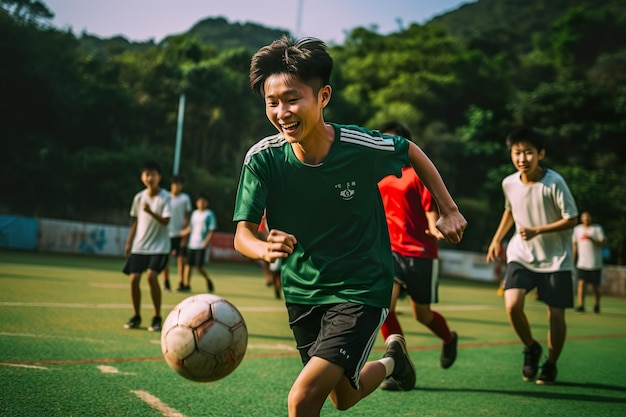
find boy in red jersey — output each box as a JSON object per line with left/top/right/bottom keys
{"left": 377, "top": 122, "right": 458, "bottom": 391}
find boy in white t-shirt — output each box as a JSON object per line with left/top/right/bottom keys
{"left": 572, "top": 211, "right": 606, "bottom": 313}
{"left": 486, "top": 127, "right": 578, "bottom": 385}
{"left": 163, "top": 175, "right": 192, "bottom": 292}
{"left": 122, "top": 161, "right": 171, "bottom": 332}
{"left": 180, "top": 194, "right": 217, "bottom": 293}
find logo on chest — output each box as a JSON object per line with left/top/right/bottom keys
{"left": 335, "top": 181, "right": 357, "bottom": 201}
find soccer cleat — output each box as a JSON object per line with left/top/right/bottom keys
{"left": 148, "top": 316, "right": 162, "bottom": 332}
{"left": 536, "top": 360, "right": 557, "bottom": 385}
{"left": 440, "top": 331, "right": 458, "bottom": 369}
{"left": 522, "top": 341, "right": 542, "bottom": 381}
{"left": 575, "top": 306, "right": 585, "bottom": 313}
{"left": 593, "top": 305, "right": 600, "bottom": 314}
{"left": 177, "top": 285, "right": 191, "bottom": 293}
{"left": 379, "top": 376, "right": 402, "bottom": 391}
{"left": 383, "top": 334, "right": 416, "bottom": 391}
{"left": 123, "top": 315, "right": 141, "bottom": 329}
{"left": 164, "top": 280, "right": 171, "bottom": 292}
{"left": 207, "top": 279, "right": 214, "bottom": 293}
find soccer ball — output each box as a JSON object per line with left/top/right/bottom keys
{"left": 161, "top": 294, "right": 248, "bottom": 382}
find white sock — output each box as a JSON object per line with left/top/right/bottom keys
{"left": 379, "top": 357, "right": 394, "bottom": 377}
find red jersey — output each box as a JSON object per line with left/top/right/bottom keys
{"left": 378, "top": 166, "right": 438, "bottom": 259}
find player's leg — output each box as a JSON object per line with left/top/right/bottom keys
{"left": 575, "top": 272, "right": 586, "bottom": 311}
{"left": 176, "top": 244, "right": 186, "bottom": 289}
{"left": 592, "top": 283, "right": 601, "bottom": 312}
{"left": 504, "top": 263, "right": 543, "bottom": 381}
{"left": 590, "top": 270, "right": 601, "bottom": 313}
{"left": 123, "top": 271, "right": 143, "bottom": 329}
{"left": 536, "top": 270, "right": 572, "bottom": 384}
{"left": 288, "top": 358, "right": 345, "bottom": 416}
{"left": 546, "top": 306, "right": 566, "bottom": 363}
{"left": 197, "top": 266, "right": 214, "bottom": 293}
{"left": 380, "top": 281, "right": 403, "bottom": 339}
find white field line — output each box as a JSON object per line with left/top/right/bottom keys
{"left": 97, "top": 365, "right": 135, "bottom": 375}
{"left": 0, "top": 332, "right": 104, "bottom": 343}
{"left": 0, "top": 363, "right": 49, "bottom": 370}
{"left": 131, "top": 390, "right": 186, "bottom": 417}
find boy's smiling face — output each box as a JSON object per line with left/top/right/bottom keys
{"left": 510, "top": 141, "right": 545, "bottom": 177}
{"left": 263, "top": 73, "right": 330, "bottom": 145}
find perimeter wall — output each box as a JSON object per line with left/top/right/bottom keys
{"left": 1, "top": 215, "right": 624, "bottom": 296}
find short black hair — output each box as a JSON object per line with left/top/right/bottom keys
{"left": 171, "top": 175, "right": 185, "bottom": 184}
{"left": 142, "top": 160, "right": 162, "bottom": 175}
{"left": 506, "top": 127, "right": 546, "bottom": 151}
{"left": 197, "top": 193, "right": 209, "bottom": 202}
{"left": 249, "top": 35, "right": 333, "bottom": 96}
{"left": 379, "top": 121, "right": 412, "bottom": 140}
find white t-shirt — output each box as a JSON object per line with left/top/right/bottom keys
{"left": 503, "top": 168, "right": 578, "bottom": 272}
{"left": 572, "top": 224, "right": 605, "bottom": 270}
{"left": 188, "top": 209, "right": 217, "bottom": 250}
{"left": 168, "top": 192, "right": 192, "bottom": 237}
{"left": 129, "top": 189, "right": 171, "bottom": 254}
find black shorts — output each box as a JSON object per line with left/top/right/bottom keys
{"left": 576, "top": 269, "right": 602, "bottom": 285}
{"left": 392, "top": 252, "right": 439, "bottom": 304}
{"left": 286, "top": 302, "right": 387, "bottom": 390}
{"left": 169, "top": 237, "right": 187, "bottom": 257}
{"left": 187, "top": 249, "right": 207, "bottom": 267}
{"left": 504, "top": 262, "right": 573, "bottom": 309}
{"left": 122, "top": 254, "right": 168, "bottom": 275}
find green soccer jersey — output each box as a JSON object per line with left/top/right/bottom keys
{"left": 233, "top": 123, "right": 410, "bottom": 308}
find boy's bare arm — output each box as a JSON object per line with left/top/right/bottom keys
{"left": 486, "top": 210, "right": 514, "bottom": 262}
{"left": 234, "top": 221, "right": 297, "bottom": 263}
{"left": 407, "top": 142, "right": 467, "bottom": 243}
{"left": 519, "top": 217, "right": 577, "bottom": 240}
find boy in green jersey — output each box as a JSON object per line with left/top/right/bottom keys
{"left": 233, "top": 36, "right": 467, "bottom": 417}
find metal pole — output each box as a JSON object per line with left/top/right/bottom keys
{"left": 173, "top": 93, "right": 185, "bottom": 175}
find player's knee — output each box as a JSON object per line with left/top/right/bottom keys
{"left": 288, "top": 385, "right": 324, "bottom": 414}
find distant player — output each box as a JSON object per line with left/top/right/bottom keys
{"left": 122, "top": 161, "right": 171, "bottom": 332}
{"left": 377, "top": 121, "right": 458, "bottom": 391}
{"left": 180, "top": 194, "right": 217, "bottom": 293}
{"left": 487, "top": 127, "right": 578, "bottom": 385}
{"left": 164, "top": 175, "right": 192, "bottom": 292}
{"left": 572, "top": 211, "right": 606, "bottom": 313}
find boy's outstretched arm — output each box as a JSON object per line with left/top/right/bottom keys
{"left": 234, "top": 221, "right": 297, "bottom": 263}
{"left": 486, "top": 210, "right": 514, "bottom": 262}
{"left": 407, "top": 142, "right": 467, "bottom": 244}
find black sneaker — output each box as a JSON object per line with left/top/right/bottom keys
{"left": 148, "top": 316, "right": 162, "bottom": 332}
{"left": 575, "top": 306, "right": 585, "bottom": 313}
{"left": 593, "top": 305, "right": 600, "bottom": 314}
{"left": 177, "top": 285, "right": 191, "bottom": 293}
{"left": 522, "top": 341, "right": 542, "bottom": 381}
{"left": 383, "top": 334, "right": 416, "bottom": 391}
{"left": 536, "top": 360, "right": 557, "bottom": 385}
{"left": 380, "top": 376, "right": 401, "bottom": 391}
{"left": 440, "top": 331, "right": 458, "bottom": 369}
{"left": 164, "top": 280, "right": 171, "bottom": 292}
{"left": 123, "top": 315, "right": 141, "bottom": 329}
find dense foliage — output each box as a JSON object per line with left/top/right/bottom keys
{"left": 1, "top": 0, "right": 624, "bottom": 263}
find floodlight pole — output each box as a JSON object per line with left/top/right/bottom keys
{"left": 173, "top": 93, "right": 186, "bottom": 176}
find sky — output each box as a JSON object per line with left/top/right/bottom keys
{"left": 43, "top": 0, "right": 475, "bottom": 44}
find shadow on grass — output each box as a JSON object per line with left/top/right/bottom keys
{"left": 415, "top": 384, "right": 626, "bottom": 402}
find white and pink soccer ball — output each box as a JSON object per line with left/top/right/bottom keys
{"left": 161, "top": 294, "right": 248, "bottom": 382}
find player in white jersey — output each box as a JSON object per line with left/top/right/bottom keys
{"left": 487, "top": 127, "right": 578, "bottom": 385}
{"left": 572, "top": 211, "right": 606, "bottom": 313}
{"left": 163, "top": 175, "right": 192, "bottom": 292}
{"left": 122, "top": 161, "right": 171, "bottom": 332}
{"left": 180, "top": 194, "right": 217, "bottom": 293}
